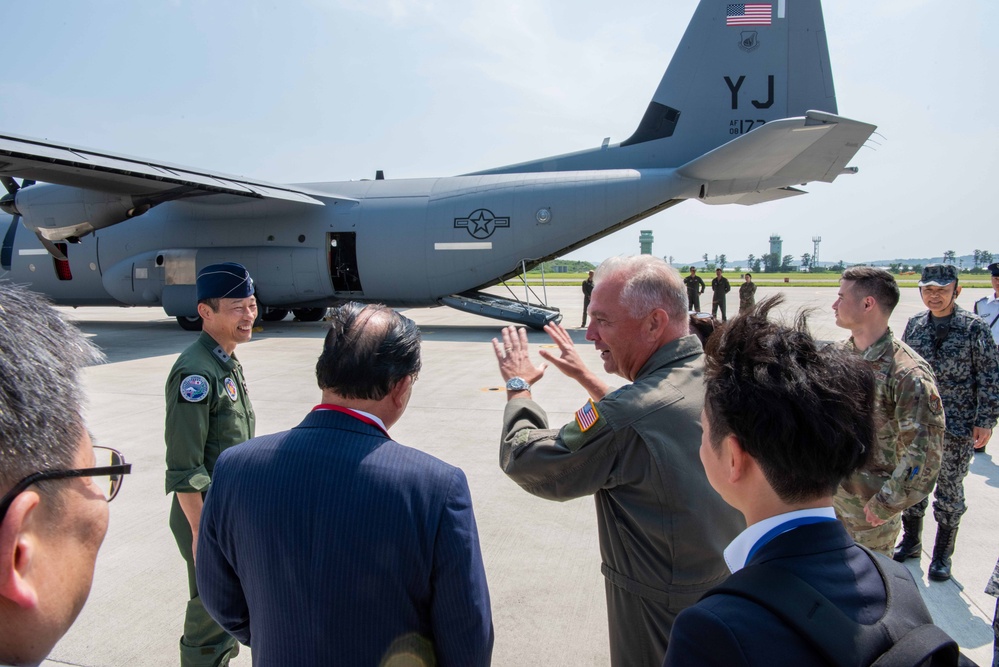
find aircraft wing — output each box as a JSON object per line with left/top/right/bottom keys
{"left": 0, "top": 132, "right": 327, "bottom": 205}
{"left": 677, "top": 111, "right": 877, "bottom": 204}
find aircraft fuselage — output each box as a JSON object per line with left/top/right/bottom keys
{"left": 0, "top": 169, "right": 691, "bottom": 316}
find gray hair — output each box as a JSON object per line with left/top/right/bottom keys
{"left": 594, "top": 256, "right": 688, "bottom": 321}
{"left": 0, "top": 283, "right": 104, "bottom": 495}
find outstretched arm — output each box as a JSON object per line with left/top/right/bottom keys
{"left": 538, "top": 323, "right": 609, "bottom": 402}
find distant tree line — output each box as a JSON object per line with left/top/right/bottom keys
{"left": 529, "top": 260, "right": 596, "bottom": 274}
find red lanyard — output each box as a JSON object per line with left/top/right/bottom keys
{"left": 312, "top": 404, "right": 389, "bottom": 438}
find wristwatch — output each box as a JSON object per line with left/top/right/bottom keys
{"left": 505, "top": 377, "right": 531, "bottom": 392}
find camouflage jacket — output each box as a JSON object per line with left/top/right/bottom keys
{"left": 987, "top": 556, "right": 999, "bottom": 597}
{"left": 902, "top": 304, "right": 999, "bottom": 438}
{"left": 738, "top": 282, "right": 756, "bottom": 309}
{"left": 834, "top": 330, "right": 945, "bottom": 521}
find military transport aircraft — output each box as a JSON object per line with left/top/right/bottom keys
{"left": 0, "top": 0, "right": 874, "bottom": 330}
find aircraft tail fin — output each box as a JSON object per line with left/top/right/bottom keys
{"left": 475, "top": 0, "right": 848, "bottom": 175}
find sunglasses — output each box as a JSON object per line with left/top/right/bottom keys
{"left": 0, "top": 445, "right": 132, "bottom": 522}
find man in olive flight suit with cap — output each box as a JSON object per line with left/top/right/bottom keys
{"left": 165, "top": 262, "right": 257, "bottom": 666}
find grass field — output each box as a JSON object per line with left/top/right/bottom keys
{"left": 517, "top": 271, "right": 994, "bottom": 289}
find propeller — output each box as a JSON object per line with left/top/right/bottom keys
{"left": 0, "top": 177, "right": 60, "bottom": 270}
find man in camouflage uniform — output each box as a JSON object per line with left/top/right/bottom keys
{"left": 738, "top": 273, "right": 757, "bottom": 314}
{"left": 165, "top": 262, "right": 257, "bottom": 666}
{"left": 831, "top": 267, "right": 944, "bottom": 557}
{"left": 897, "top": 263, "right": 999, "bottom": 581}
{"left": 986, "top": 557, "right": 999, "bottom": 667}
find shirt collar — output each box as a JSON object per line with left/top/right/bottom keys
{"left": 723, "top": 507, "right": 837, "bottom": 573}
{"left": 635, "top": 335, "right": 703, "bottom": 381}
{"left": 858, "top": 328, "right": 894, "bottom": 362}
{"left": 312, "top": 404, "right": 388, "bottom": 435}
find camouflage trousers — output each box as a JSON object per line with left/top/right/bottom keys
{"left": 902, "top": 432, "right": 974, "bottom": 530}
{"left": 993, "top": 598, "right": 998, "bottom": 667}
{"left": 833, "top": 500, "right": 901, "bottom": 557}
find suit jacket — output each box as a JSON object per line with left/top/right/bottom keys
{"left": 197, "top": 409, "right": 493, "bottom": 667}
{"left": 664, "top": 521, "right": 905, "bottom": 667}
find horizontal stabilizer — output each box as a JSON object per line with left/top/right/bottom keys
{"left": 0, "top": 133, "right": 332, "bottom": 206}
{"left": 701, "top": 186, "right": 806, "bottom": 206}
{"left": 678, "top": 111, "right": 876, "bottom": 201}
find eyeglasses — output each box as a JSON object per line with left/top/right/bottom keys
{"left": 0, "top": 445, "right": 132, "bottom": 522}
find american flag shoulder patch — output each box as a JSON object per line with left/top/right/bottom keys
{"left": 575, "top": 399, "right": 600, "bottom": 432}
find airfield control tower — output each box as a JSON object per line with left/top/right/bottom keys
{"left": 640, "top": 230, "right": 654, "bottom": 255}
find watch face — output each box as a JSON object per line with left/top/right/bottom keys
{"left": 506, "top": 377, "right": 530, "bottom": 391}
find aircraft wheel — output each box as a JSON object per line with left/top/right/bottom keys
{"left": 176, "top": 315, "right": 203, "bottom": 331}
{"left": 293, "top": 307, "right": 327, "bottom": 322}
{"left": 261, "top": 308, "right": 289, "bottom": 322}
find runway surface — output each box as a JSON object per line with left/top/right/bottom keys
{"left": 41, "top": 284, "right": 998, "bottom": 666}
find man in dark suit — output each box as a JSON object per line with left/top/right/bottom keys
{"left": 664, "top": 296, "right": 941, "bottom": 666}
{"left": 196, "top": 302, "right": 493, "bottom": 667}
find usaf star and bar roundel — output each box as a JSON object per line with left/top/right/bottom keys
{"left": 180, "top": 375, "right": 209, "bottom": 403}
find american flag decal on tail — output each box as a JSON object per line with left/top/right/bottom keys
{"left": 726, "top": 4, "right": 772, "bottom": 26}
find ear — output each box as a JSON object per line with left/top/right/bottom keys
{"left": 0, "top": 492, "right": 42, "bottom": 609}
{"left": 725, "top": 435, "right": 752, "bottom": 484}
{"left": 646, "top": 308, "right": 670, "bottom": 339}
{"left": 389, "top": 374, "right": 414, "bottom": 409}
{"left": 955, "top": 285, "right": 963, "bottom": 298}
{"left": 196, "top": 302, "right": 214, "bottom": 321}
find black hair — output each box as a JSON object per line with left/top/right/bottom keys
{"left": 316, "top": 303, "right": 421, "bottom": 400}
{"left": 703, "top": 295, "right": 874, "bottom": 503}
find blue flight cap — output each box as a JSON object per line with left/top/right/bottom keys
{"left": 989, "top": 262, "right": 999, "bottom": 277}
{"left": 196, "top": 262, "right": 255, "bottom": 301}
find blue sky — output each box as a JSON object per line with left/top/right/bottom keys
{"left": 1, "top": 0, "right": 993, "bottom": 265}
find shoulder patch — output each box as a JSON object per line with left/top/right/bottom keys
{"left": 575, "top": 399, "right": 600, "bottom": 432}
{"left": 179, "top": 375, "right": 210, "bottom": 402}
{"left": 224, "top": 377, "right": 238, "bottom": 401}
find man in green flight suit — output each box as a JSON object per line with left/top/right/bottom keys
{"left": 165, "top": 262, "right": 257, "bottom": 666}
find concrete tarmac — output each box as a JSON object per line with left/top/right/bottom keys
{"left": 42, "top": 284, "right": 997, "bottom": 666}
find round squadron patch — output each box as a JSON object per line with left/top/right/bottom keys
{"left": 224, "top": 377, "right": 239, "bottom": 402}
{"left": 179, "top": 375, "right": 209, "bottom": 402}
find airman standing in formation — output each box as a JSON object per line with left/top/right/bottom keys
{"left": 710, "top": 269, "right": 731, "bottom": 322}
{"left": 684, "top": 267, "right": 705, "bottom": 312}
{"left": 738, "top": 273, "right": 757, "bottom": 314}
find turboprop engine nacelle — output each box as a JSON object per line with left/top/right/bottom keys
{"left": 5, "top": 183, "right": 149, "bottom": 241}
